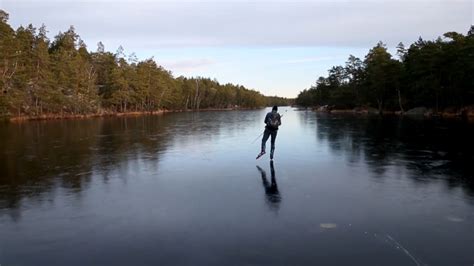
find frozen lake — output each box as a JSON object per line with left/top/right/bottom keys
{"left": 1, "top": 107, "right": 473, "bottom": 265}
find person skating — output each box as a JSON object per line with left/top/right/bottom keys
{"left": 256, "top": 106, "right": 281, "bottom": 160}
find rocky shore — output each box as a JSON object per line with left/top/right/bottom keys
{"left": 311, "top": 105, "right": 474, "bottom": 118}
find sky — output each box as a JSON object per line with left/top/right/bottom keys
{"left": 1, "top": 0, "right": 472, "bottom": 98}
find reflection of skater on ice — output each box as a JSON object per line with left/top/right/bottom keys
{"left": 256, "top": 161, "right": 281, "bottom": 210}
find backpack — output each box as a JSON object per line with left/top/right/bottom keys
{"left": 268, "top": 112, "right": 280, "bottom": 128}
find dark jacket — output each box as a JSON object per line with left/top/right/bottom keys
{"left": 264, "top": 111, "right": 281, "bottom": 130}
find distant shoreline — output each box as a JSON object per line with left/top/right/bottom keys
{"left": 6, "top": 107, "right": 264, "bottom": 122}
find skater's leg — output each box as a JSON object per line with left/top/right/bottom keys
{"left": 261, "top": 129, "right": 270, "bottom": 153}
{"left": 270, "top": 130, "right": 277, "bottom": 159}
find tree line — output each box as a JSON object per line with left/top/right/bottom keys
{"left": 296, "top": 26, "right": 474, "bottom": 114}
{"left": 0, "top": 10, "right": 290, "bottom": 118}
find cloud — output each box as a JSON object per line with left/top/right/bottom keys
{"left": 159, "top": 58, "right": 216, "bottom": 73}
{"left": 3, "top": 0, "right": 471, "bottom": 49}
{"left": 280, "top": 56, "right": 342, "bottom": 64}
